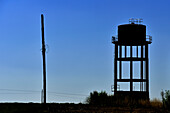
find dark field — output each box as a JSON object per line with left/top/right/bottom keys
{"left": 0, "top": 103, "right": 168, "bottom": 113}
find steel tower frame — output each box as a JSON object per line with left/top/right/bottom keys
{"left": 112, "top": 25, "right": 152, "bottom": 100}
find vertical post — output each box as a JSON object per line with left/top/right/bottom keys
{"left": 140, "top": 45, "right": 143, "bottom": 91}
{"left": 137, "top": 46, "right": 138, "bottom": 58}
{"left": 145, "top": 44, "right": 149, "bottom": 94}
{"left": 119, "top": 45, "right": 122, "bottom": 79}
{"left": 114, "top": 44, "right": 118, "bottom": 92}
{"left": 130, "top": 46, "right": 133, "bottom": 92}
{"left": 41, "top": 14, "right": 46, "bottom": 104}
{"left": 125, "top": 46, "right": 127, "bottom": 58}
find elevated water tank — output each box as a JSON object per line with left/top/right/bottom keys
{"left": 118, "top": 23, "right": 146, "bottom": 45}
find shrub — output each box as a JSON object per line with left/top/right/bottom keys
{"left": 161, "top": 90, "right": 170, "bottom": 109}
{"left": 85, "top": 91, "right": 150, "bottom": 107}
{"left": 85, "top": 91, "right": 108, "bottom": 106}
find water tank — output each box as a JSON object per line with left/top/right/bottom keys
{"left": 118, "top": 23, "right": 146, "bottom": 45}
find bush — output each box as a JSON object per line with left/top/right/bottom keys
{"left": 164, "top": 90, "right": 170, "bottom": 109}
{"left": 85, "top": 91, "right": 108, "bottom": 106}
{"left": 85, "top": 91, "right": 150, "bottom": 107}
{"left": 161, "top": 90, "right": 170, "bottom": 109}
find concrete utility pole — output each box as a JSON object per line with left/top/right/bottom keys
{"left": 41, "top": 14, "right": 46, "bottom": 104}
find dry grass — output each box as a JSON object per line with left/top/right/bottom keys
{"left": 138, "top": 98, "right": 162, "bottom": 108}
{"left": 138, "top": 99, "right": 150, "bottom": 107}
{"left": 150, "top": 98, "right": 162, "bottom": 108}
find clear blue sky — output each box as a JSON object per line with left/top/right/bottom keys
{"left": 0, "top": 0, "right": 170, "bottom": 103}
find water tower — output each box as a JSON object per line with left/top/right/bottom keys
{"left": 112, "top": 19, "right": 152, "bottom": 100}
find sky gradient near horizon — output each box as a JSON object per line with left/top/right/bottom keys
{"left": 0, "top": 0, "right": 170, "bottom": 103}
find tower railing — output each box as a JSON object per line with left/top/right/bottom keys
{"left": 112, "top": 35, "right": 152, "bottom": 43}
{"left": 112, "top": 36, "right": 118, "bottom": 43}
{"left": 146, "top": 35, "right": 152, "bottom": 43}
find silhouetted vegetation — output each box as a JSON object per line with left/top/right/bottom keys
{"left": 85, "top": 91, "right": 109, "bottom": 106}
{"left": 85, "top": 90, "right": 167, "bottom": 111}
{"left": 85, "top": 91, "right": 151, "bottom": 107}
{"left": 0, "top": 91, "right": 169, "bottom": 112}
{"left": 0, "top": 103, "right": 167, "bottom": 113}
{"left": 161, "top": 90, "right": 170, "bottom": 109}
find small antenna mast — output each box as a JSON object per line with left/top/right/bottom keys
{"left": 41, "top": 14, "right": 46, "bottom": 104}
{"left": 129, "top": 18, "right": 143, "bottom": 24}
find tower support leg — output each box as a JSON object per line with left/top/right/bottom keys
{"left": 114, "top": 44, "right": 118, "bottom": 92}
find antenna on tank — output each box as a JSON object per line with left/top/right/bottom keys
{"left": 129, "top": 18, "right": 134, "bottom": 24}
{"left": 129, "top": 18, "right": 143, "bottom": 24}
{"left": 138, "top": 18, "right": 143, "bottom": 24}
